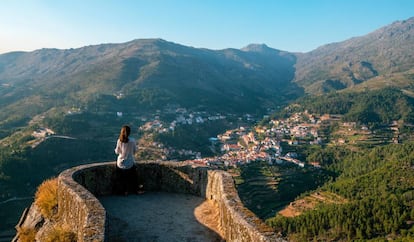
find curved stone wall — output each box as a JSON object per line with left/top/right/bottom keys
{"left": 56, "top": 161, "right": 284, "bottom": 242}
{"left": 206, "top": 170, "right": 282, "bottom": 242}
{"left": 57, "top": 163, "right": 110, "bottom": 242}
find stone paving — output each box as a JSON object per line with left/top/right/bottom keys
{"left": 100, "top": 192, "right": 224, "bottom": 242}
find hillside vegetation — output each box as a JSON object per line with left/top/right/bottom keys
{"left": 294, "top": 17, "right": 414, "bottom": 94}
{"left": 290, "top": 88, "right": 414, "bottom": 125}
{"left": 268, "top": 143, "right": 414, "bottom": 241}
{"left": 2, "top": 16, "right": 414, "bottom": 240}
{"left": 0, "top": 39, "right": 301, "bottom": 131}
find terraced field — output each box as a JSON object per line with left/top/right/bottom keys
{"left": 278, "top": 191, "right": 348, "bottom": 217}
{"left": 232, "top": 161, "right": 330, "bottom": 219}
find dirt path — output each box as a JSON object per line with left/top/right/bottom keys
{"left": 100, "top": 192, "right": 224, "bottom": 242}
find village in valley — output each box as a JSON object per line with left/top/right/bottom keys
{"left": 189, "top": 110, "right": 324, "bottom": 168}
{"left": 136, "top": 105, "right": 401, "bottom": 169}
{"left": 23, "top": 100, "right": 401, "bottom": 171}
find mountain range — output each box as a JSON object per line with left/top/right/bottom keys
{"left": 0, "top": 39, "right": 301, "bottom": 132}
{"left": 1, "top": 17, "right": 414, "bottom": 130}
{"left": 0, "top": 17, "right": 414, "bottom": 157}
{"left": 2, "top": 16, "right": 414, "bottom": 240}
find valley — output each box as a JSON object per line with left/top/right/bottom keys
{"left": 1, "top": 16, "right": 414, "bottom": 241}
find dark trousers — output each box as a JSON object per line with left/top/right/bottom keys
{"left": 115, "top": 166, "right": 137, "bottom": 194}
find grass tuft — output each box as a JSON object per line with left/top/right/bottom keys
{"left": 17, "top": 227, "right": 36, "bottom": 242}
{"left": 34, "top": 177, "right": 58, "bottom": 219}
{"left": 44, "top": 224, "right": 77, "bottom": 242}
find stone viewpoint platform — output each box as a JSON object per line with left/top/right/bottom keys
{"left": 14, "top": 161, "right": 285, "bottom": 242}
{"left": 101, "top": 192, "right": 223, "bottom": 241}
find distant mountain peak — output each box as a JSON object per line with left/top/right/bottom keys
{"left": 241, "top": 43, "right": 274, "bottom": 52}
{"left": 127, "top": 38, "right": 167, "bottom": 45}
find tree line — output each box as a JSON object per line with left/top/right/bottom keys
{"left": 275, "top": 88, "right": 414, "bottom": 125}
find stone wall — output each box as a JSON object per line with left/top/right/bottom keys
{"left": 206, "top": 170, "right": 283, "bottom": 242}
{"left": 57, "top": 163, "right": 110, "bottom": 242}
{"left": 16, "top": 161, "right": 285, "bottom": 241}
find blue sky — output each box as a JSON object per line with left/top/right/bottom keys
{"left": 0, "top": 0, "right": 413, "bottom": 54}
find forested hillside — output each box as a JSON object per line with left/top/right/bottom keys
{"left": 284, "top": 88, "right": 414, "bottom": 125}
{"left": 268, "top": 142, "right": 414, "bottom": 241}
{"left": 262, "top": 87, "right": 414, "bottom": 240}
{"left": 2, "top": 16, "right": 414, "bottom": 240}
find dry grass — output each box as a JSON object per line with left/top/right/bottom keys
{"left": 278, "top": 191, "right": 348, "bottom": 218}
{"left": 34, "top": 177, "right": 58, "bottom": 219}
{"left": 16, "top": 227, "right": 36, "bottom": 242}
{"left": 44, "top": 225, "right": 77, "bottom": 242}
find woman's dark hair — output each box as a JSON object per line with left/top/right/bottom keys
{"left": 119, "top": 125, "right": 131, "bottom": 143}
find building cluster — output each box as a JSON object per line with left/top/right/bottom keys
{"left": 187, "top": 111, "right": 326, "bottom": 168}
{"left": 138, "top": 107, "right": 227, "bottom": 134}
{"left": 30, "top": 128, "right": 55, "bottom": 148}
{"left": 141, "top": 108, "right": 400, "bottom": 169}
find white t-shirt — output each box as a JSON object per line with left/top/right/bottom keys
{"left": 114, "top": 138, "right": 136, "bottom": 169}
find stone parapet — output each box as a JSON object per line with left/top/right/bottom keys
{"left": 58, "top": 162, "right": 110, "bottom": 242}
{"left": 16, "top": 161, "right": 284, "bottom": 241}
{"left": 206, "top": 170, "right": 283, "bottom": 242}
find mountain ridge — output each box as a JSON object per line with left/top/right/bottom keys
{"left": 294, "top": 16, "right": 414, "bottom": 93}
{"left": 2, "top": 16, "right": 414, "bottom": 240}
{"left": 2, "top": 16, "right": 414, "bottom": 99}
{"left": 1, "top": 16, "right": 414, "bottom": 120}
{"left": 0, "top": 37, "right": 301, "bottom": 128}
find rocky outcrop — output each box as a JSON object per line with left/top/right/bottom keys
{"left": 15, "top": 161, "right": 285, "bottom": 242}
